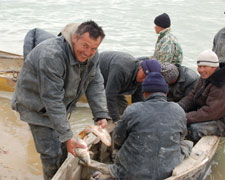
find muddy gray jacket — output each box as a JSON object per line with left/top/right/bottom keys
{"left": 12, "top": 24, "right": 109, "bottom": 142}
{"left": 23, "top": 28, "right": 55, "bottom": 59}
{"left": 109, "top": 93, "right": 187, "bottom": 180}
{"left": 213, "top": 27, "right": 225, "bottom": 64}
{"left": 179, "top": 66, "right": 225, "bottom": 126}
{"left": 168, "top": 65, "right": 199, "bottom": 102}
{"left": 99, "top": 51, "right": 143, "bottom": 122}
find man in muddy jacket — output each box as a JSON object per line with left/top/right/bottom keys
{"left": 161, "top": 62, "right": 199, "bottom": 102}
{"left": 99, "top": 51, "right": 162, "bottom": 122}
{"left": 109, "top": 71, "right": 187, "bottom": 180}
{"left": 12, "top": 21, "right": 110, "bottom": 180}
{"left": 179, "top": 50, "right": 225, "bottom": 142}
{"left": 212, "top": 27, "right": 225, "bottom": 65}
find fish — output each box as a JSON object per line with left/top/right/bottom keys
{"left": 85, "top": 125, "right": 112, "bottom": 147}
{"left": 75, "top": 138, "right": 91, "bottom": 165}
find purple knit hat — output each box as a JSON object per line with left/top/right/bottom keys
{"left": 142, "top": 72, "right": 168, "bottom": 93}
{"left": 141, "top": 59, "right": 161, "bottom": 75}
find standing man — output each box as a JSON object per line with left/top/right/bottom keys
{"left": 179, "top": 50, "right": 225, "bottom": 142}
{"left": 12, "top": 21, "right": 110, "bottom": 180}
{"left": 212, "top": 27, "right": 225, "bottom": 66}
{"left": 161, "top": 62, "right": 199, "bottom": 102}
{"left": 150, "top": 13, "right": 183, "bottom": 64}
{"left": 109, "top": 72, "right": 187, "bottom": 180}
{"left": 99, "top": 51, "right": 162, "bottom": 122}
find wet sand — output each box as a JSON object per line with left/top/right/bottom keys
{"left": 0, "top": 91, "right": 92, "bottom": 180}
{"left": 0, "top": 93, "right": 42, "bottom": 180}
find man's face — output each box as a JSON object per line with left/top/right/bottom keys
{"left": 136, "top": 67, "right": 146, "bottom": 82}
{"left": 154, "top": 25, "right": 163, "bottom": 34}
{"left": 72, "top": 32, "right": 102, "bottom": 62}
{"left": 197, "top": 65, "right": 217, "bottom": 79}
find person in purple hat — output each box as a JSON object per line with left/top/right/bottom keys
{"left": 107, "top": 72, "right": 188, "bottom": 180}
{"left": 99, "top": 51, "right": 161, "bottom": 122}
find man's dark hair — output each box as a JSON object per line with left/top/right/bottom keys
{"left": 76, "top": 20, "right": 105, "bottom": 40}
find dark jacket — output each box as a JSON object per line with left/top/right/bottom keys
{"left": 109, "top": 93, "right": 187, "bottom": 180}
{"left": 179, "top": 66, "right": 225, "bottom": 125}
{"left": 99, "top": 51, "right": 143, "bottom": 122}
{"left": 12, "top": 24, "right": 109, "bottom": 142}
{"left": 213, "top": 27, "right": 225, "bottom": 64}
{"left": 23, "top": 28, "right": 55, "bottom": 59}
{"left": 168, "top": 65, "right": 199, "bottom": 102}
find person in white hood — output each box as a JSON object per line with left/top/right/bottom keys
{"left": 12, "top": 20, "right": 110, "bottom": 180}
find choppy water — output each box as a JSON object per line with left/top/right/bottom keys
{"left": 0, "top": 0, "right": 225, "bottom": 69}
{"left": 0, "top": 0, "right": 225, "bottom": 179}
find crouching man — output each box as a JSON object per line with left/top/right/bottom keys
{"left": 108, "top": 71, "right": 188, "bottom": 180}
{"left": 179, "top": 50, "right": 225, "bottom": 142}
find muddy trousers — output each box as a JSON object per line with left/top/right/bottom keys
{"left": 187, "top": 120, "right": 224, "bottom": 143}
{"left": 29, "top": 124, "right": 68, "bottom": 180}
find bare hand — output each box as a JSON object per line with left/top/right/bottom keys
{"left": 66, "top": 138, "right": 86, "bottom": 157}
{"left": 96, "top": 118, "right": 108, "bottom": 128}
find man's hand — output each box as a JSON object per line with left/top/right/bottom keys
{"left": 96, "top": 118, "right": 108, "bottom": 128}
{"left": 66, "top": 138, "right": 86, "bottom": 157}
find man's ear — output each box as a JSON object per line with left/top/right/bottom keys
{"left": 72, "top": 34, "right": 77, "bottom": 43}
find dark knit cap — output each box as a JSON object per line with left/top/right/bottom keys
{"left": 154, "top": 13, "right": 171, "bottom": 28}
{"left": 141, "top": 59, "right": 161, "bottom": 75}
{"left": 142, "top": 72, "right": 168, "bottom": 93}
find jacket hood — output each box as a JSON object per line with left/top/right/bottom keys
{"left": 207, "top": 66, "right": 225, "bottom": 87}
{"left": 60, "top": 23, "right": 80, "bottom": 51}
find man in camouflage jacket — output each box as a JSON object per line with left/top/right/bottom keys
{"left": 150, "top": 13, "right": 183, "bottom": 64}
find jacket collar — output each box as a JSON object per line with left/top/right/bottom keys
{"left": 158, "top": 28, "right": 171, "bottom": 41}
{"left": 144, "top": 92, "right": 167, "bottom": 101}
{"left": 206, "top": 66, "right": 225, "bottom": 88}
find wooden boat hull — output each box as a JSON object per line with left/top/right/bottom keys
{"left": 0, "top": 50, "right": 132, "bottom": 103}
{"left": 52, "top": 134, "right": 220, "bottom": 180}
{"left": 0, "top": 50, "right": 23, "bottom": 92}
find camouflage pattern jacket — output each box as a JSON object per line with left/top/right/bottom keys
{"left": 110, "top": 93, "right": 187, "bottom": 180}
{"left": 151, "top": 28, "right": 183, "bottom": 64}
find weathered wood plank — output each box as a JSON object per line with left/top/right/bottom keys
{"left": 165, "top": 136, "right": 220, "bottom": 180}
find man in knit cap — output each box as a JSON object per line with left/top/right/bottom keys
{"left": 150, "top": 13, "right": 183, "bottom": 64}
{"left": 108, "top": 71, "right": 188, "bottom": 180}
{"left": 161, "top": 62, "right": 199, "bottom": 102}
{"left": 99, "top": 51, "right": 161, "bottom": 122}
{"left": 179, "top": 50, "right": 225, "bottom": 142}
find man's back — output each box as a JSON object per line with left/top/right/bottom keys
{"left": 110, "top": 92, "right": 186, "bottom": 180}
{"left": 99, "top": 51, "right": 138, "bottom": 87}
{"left": 99, "top": 51, "right": 142, "bottom": 122}
{"left": 167, "top": 65, "right": 199, "bottom": 102}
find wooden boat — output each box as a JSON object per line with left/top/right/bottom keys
{"left": 0, "top": 50, "right": 23, "bottom": 92}
{"left": 52, "top": 122, "right": 220, "bottom": 180}
{"left": 0, "top": 50, "right": 132, "bottom": 103}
